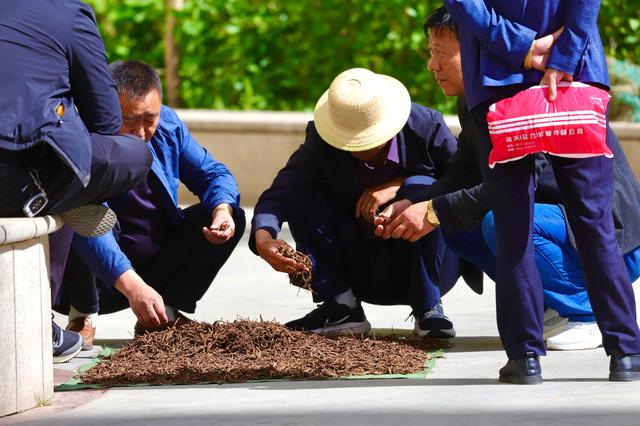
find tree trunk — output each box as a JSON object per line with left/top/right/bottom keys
{"left": 164, "top": 0, "right": 183, "bottom": 107}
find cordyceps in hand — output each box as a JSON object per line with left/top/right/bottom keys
{"left": 276, "top": 245, "right": 313, "bottom": 292}
{"left": 210, "top": 222, "right": 229, "bottom": 231}
{"left": 374, "top": 214, "right": 391, "bottom": 225}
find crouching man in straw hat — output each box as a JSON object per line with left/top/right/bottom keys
{"left": 250, "top": 67, "right": 480, "bottom": 338}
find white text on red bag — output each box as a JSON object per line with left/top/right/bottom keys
{"left": 487, "top": 82, "right": 612, "bottom": 168}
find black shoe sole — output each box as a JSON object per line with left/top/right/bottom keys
{"left": 418, "top": 328, "right": 456, "bottom": 338}
{"left": 609, "top": 371, "right": 640, "bottom": 381}
{"left": 415, "top": 318, "right": 456, "bottom": 338}
{"left": 499, "top": 375, "right": 543, "bottom": 385}
{"left": 310, "top": 320, "right": 372, "bottom": 336}
{"left": 499, "top": 374, "right": 543, "bottom": 385}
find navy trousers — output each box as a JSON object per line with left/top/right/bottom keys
{"left": 288, "top": 178, "right": 460, "bottom": 314}
{"left": 53, "top": 204, "right": 246, "bottom": 315}
{"left": 470, "top": 102, "right": 640, "bottom": 359}
{"left": 0, "top": 134, "right": 151, "bottom": 217}
{"left": 0, "top": 135, "right": 152, "bottom": 304}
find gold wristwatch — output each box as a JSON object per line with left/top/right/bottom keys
{"left": 425, "top": 200, "right": 440, "bottom": 228}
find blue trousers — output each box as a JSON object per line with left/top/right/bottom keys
{"left": 288, "top": 177, "right": 459, "bottom": 314}
{"left": 471, "top": 101, "right": 640, "bottom": 358}
{"left": 478, "top": 204, "right": 640, "bottom": 322}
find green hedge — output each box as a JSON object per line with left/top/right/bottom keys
{"left": 88, "top": 0, "right": 640, "bottom": 115}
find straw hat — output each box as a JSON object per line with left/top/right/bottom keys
{"left": 313, "top": 68, "right": 411, "bottom": 152}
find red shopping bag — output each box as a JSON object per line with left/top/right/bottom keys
{"left": 487, "top": 82, "right": 612, "bottom": 168}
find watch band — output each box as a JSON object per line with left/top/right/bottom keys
{"left": 524, "top": 41, "right": 534, "bottom": 70}
{"left": 425, "top": 200, "right": 440, "bottom": 228}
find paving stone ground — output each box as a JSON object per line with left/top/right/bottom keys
{"left": 3, "top": 211, "right": 640, "bottom": 426}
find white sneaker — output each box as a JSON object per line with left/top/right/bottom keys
{"left": 546, "top": 321, "right": 602, "bottom": 351}
{"left": 543, "top": 308, "right": 569, "bottom": 340}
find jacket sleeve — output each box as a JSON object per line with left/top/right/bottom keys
{"left": 68, "top": 4, "right": 122, "bottom": 134}
{"left": 416, "top": 124, "right": 491, "bottom": 234}
{"left": 546, "top": 1, "right": 601, "bottom": 75}
{"left": 249, "top": 123, "right": 322, "bottom": 254}
{"left": 71, "top": 230, "right": 133, "bottom": 288}
{"left": 433, "top": 184, "right": 489, "bottom": 235}
{"left": 174, "top": 111, "right": 240, "bottom": 214}
{"left": 426, "top": 110, "right": 459, "bottom": 178}
{"left": 443, "top": 0, "right": 537, "bottom": 69}
{"left": 405, "top": 98, "right": 481, "bottom": 204}
{"left": 405, "top": 127, "right": 480, "bottom": 204}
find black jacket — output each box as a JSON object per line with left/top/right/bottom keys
{"left": 249, "top": 103, "right": 458, "bottom": 253}
{"left": 0, "top": 0, "right": 121, "bottom": 185}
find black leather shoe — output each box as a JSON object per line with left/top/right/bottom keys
{"left": 499, "top": 351, "right": 543, "bottom": 385}
{"left": 609, "top": 352, "right": 640, "bottom": 381}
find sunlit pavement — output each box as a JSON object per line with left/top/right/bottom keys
{"left": 4, "top": 209, "right": 640, "bottom": 426}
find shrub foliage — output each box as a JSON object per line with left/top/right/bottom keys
{"left": 88, "top": 0, "right": 639, "bottom": 114}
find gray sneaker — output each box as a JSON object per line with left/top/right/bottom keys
{"left": 414, "top": 303, "right": 456, "bottom": 338}
{"left": 61, "top": 204, "right": 116, "bottom": 237}
{"left": 52, "top": 320, "right": 83, "bottom": 364}
{"left": 285, "top": 300, "right": 371, "bottom": 336}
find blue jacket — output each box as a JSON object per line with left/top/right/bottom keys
{"left": 0, "top": 0, "right": 121, "bottom": 185}
{"left": 444, "top": 0, "right": 609, "bottom": 110}
{"left": 72, "top": 106, "right": 240, "bottom": 286}
{"left": 249, "top": 103, "right": 458, "bottom": 253}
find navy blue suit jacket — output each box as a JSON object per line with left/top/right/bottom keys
{"left": 444, "top": 0, "right": 609, "bottom": 110}
{"left": 249, "top": 103, "right": 458, "bottom": 253}
{"left": 0, "top": 0, "right": 121, "bottom": 185}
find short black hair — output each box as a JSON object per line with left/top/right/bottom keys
{"left": 423, "top": 7, "right": 458, "bottom": 39}
{"left": 109, "top": 60, "right": 163, "bottom": 99}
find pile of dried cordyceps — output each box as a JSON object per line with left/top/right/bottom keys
{"left": 80, "top": 320, "right": 440, "bottom": 386}
{"left": 276, "top": 245, "right": 313, "bottom": 292}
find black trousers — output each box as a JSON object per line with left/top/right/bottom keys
{"left": 0, "top": 134, "right": 151, "bottom": 217}
{"left": 54, "top": 204, "right": 246, "bottom": 315}
{"left": 288, "top": 182, "right": 459, "bottom": 314}
{"left": 0, "top": 134, "right": 152, "bottom": 304}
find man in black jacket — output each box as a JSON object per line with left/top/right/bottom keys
{"left": 251, "top": 68, "right": 462, "bottom": 338}
{"left": 377, "top": 7, "right": 640, "bottom": 352}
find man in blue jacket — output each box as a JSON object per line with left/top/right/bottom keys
{"left": 379, "top": 7, "right": 640, "bottom": 353}
{"left": 54, "top": 61, "right": 245, "bottom": 349}
{"left": 439, "top": 0, "right": 640, "bottom": 383}
{"left": 0, "top": 0, "right": 152, "bottom": 363}
{"left": 250, "top": 68, "right": 462, "bottom": 338}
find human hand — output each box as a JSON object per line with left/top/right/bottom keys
{"left": 114, "top": 269, "right": 167, "bottom": 329}
{"left": 530, "top": 27, "right": 564, "bottom": 71}
{"left": 255, "top": 229, "right": 308, "bottom": 274}
{"left": 377, "top": 200, "right": 435, "bottom": 242}
{"left": 355, "top": 177, "right": 404, "bottom": 222}
{"left": 203, "top": 204, "right": 235, "bottom": 244}
{"left": 373, "top": 198, "right": 412, "bottom": 237}
{"left": 541, "top": 67, "right": 573, "bottom": 102}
